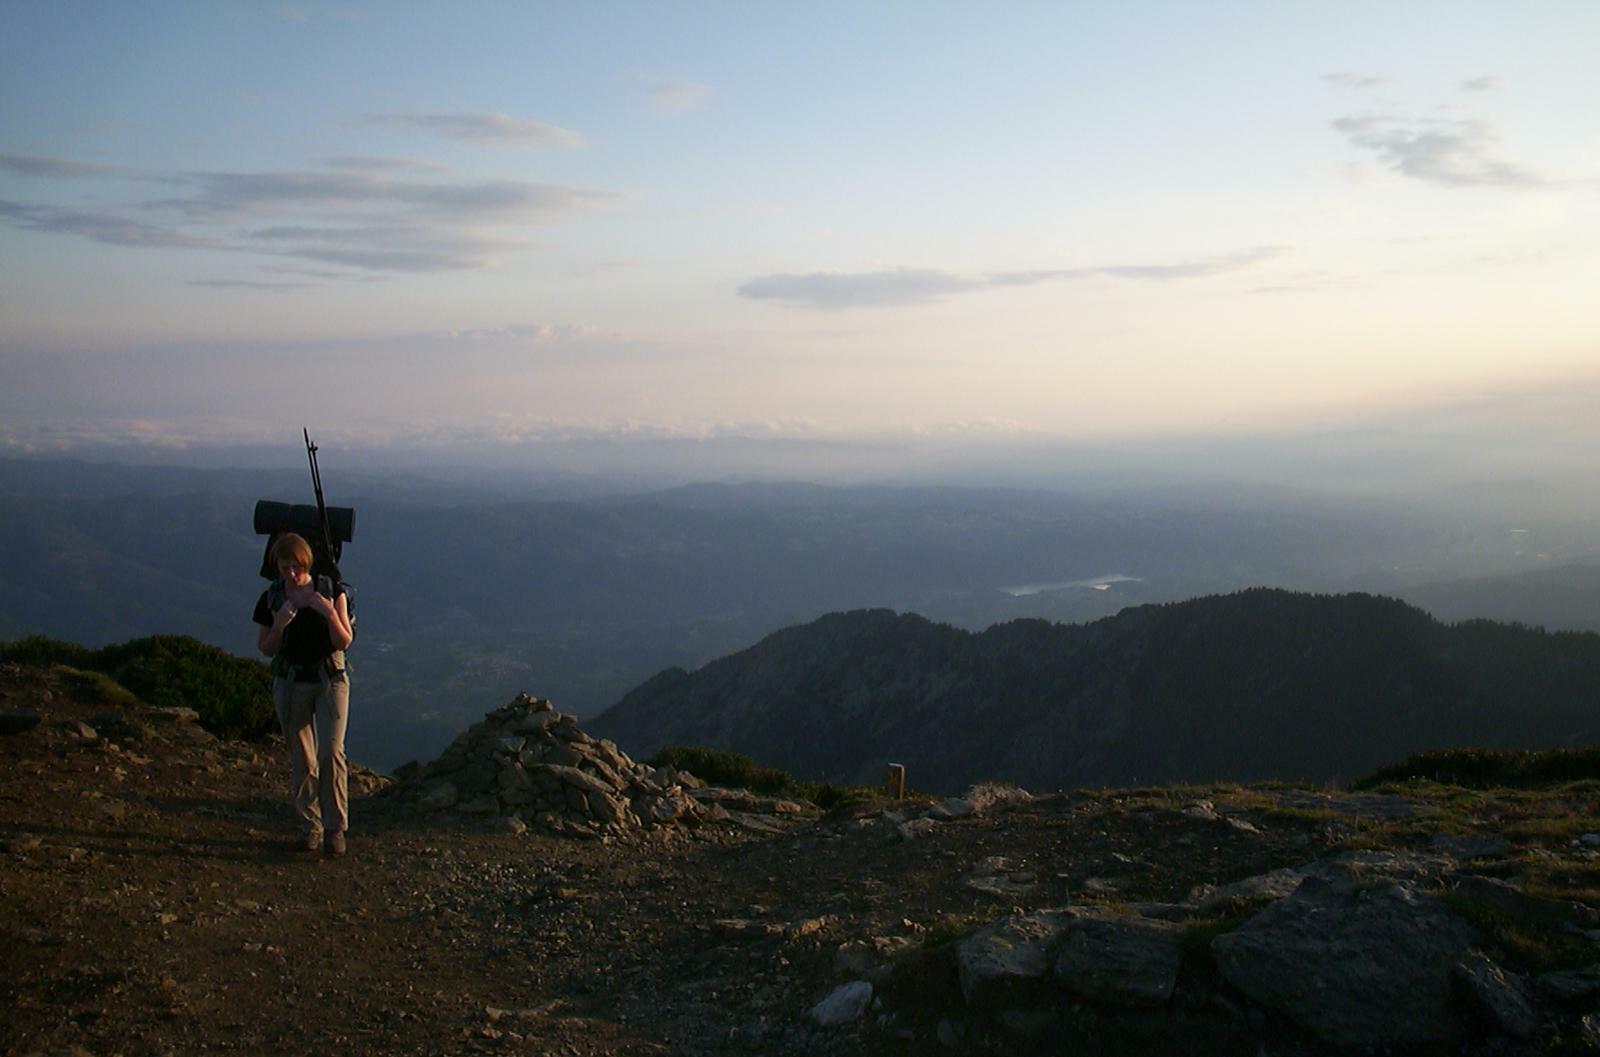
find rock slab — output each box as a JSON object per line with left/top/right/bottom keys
{"left": 1052, "top": 913, "right": 1184, "bottom": 1007}
{"left": 1211, "top": 870, "right": 1481, "bottom": 1046}
{"left": 957, "top": 910, "right": 1076, "bottom": 1008}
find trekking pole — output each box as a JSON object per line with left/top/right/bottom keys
{"left": 303, "top": 428, "right": 341, "bottom": 581}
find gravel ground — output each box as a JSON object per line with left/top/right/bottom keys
{"left": 1, "top": 663, "right": 1378, "bottom": 1057}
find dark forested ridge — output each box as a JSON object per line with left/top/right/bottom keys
{"left": 589, "top": 589, "right": 1600, "bottom": 794}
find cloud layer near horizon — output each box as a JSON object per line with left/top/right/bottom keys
{"left": 737, "top": 248, "right": 1290, "bottom": 309}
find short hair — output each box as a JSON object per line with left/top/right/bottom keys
{"left": 271, "top": 532, "right": 314, "bottom": 571}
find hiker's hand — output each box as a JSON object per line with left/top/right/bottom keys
{"left": 272, "top": 602, "right": 297, "bottom": 628}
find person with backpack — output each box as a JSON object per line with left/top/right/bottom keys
{"left": 253, "top": 531, "right": 355, "bottom": 855}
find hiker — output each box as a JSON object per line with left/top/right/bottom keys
{"left": 253, "top": 531, "right": 355, "bottom": 855}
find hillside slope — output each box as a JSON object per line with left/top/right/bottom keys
{"left": 10, "top": 658, "right": 1600, "bottom": 1055}
{"left": 590, "top": 589, "right": 1600, "bottom": 791}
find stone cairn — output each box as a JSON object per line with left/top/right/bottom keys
{"left": 395, "top": 692, "right": 712, "bottom": 838}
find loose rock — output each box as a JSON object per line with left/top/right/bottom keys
{"left": 809, "top": 980, "right": 873, "bottom": 1027}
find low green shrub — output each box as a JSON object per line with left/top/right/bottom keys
{"left": 648, "top": 745, "right": 805, "bottom": 796}
{"left": 1354, "top": 747, "right": 1600, "bottom": 791}
{"left": 52, "top": 665, "right": 140, "bottom": 709}
{"left": 647, "top": 744, "right": 877, "bottom": 809}
{"left": 0, "top": 635, "right": 95, "bottom": 669}
{"left": 94, "top": 635, "right": 273, "bottom": 740}
{"left": 1, "top": 634, "right": 273, "bottom": 741}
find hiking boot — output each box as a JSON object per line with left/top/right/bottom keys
{"left": 326, "top": 831, "right": 346, "bottom": 856}
{"left": 301, "top": 829, "right": 323, "bottom": 853}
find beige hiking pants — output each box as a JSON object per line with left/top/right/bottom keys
{"left": 273, "top": 672, "right": 350, "bottom": 835}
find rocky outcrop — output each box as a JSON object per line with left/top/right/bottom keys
{"left": 873, "top": 844, "right": 1591, "bottom": 1053}
{"left": 1052, "top": 913, "right": 1185, "bottom": 1007}
{"left": 394, "top": 692, "right": 726, "bottom": 837}
{"left": 1210, "top": 864, "right": 1482, "bottom": 1046}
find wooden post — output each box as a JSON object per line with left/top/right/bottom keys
{"left": 885, "top": 763, "right": 905, "bottom": 800}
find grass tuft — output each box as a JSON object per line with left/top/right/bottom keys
{"left": 1442, "top": 890, "right": 1595, "bottom": 972}
{"left": 647, "top": 744, "right": 878, "bottom": 809}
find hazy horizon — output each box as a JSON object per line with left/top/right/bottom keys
{"left": 5, "top": 4, "right": 1599, "bottom": 466}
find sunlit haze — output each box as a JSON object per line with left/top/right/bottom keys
{"left": 4, "top": 3, "right": 1599, "bottom": 484}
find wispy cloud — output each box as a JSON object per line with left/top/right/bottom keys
{"left": 738, "top": 269, "right": 981, "bottom": 309}
{"left": 1332, "top": 113, "right": 1545, "bottom": 187}
{"left": 739, "top": 248, "right": 1288, "bottom": 309}
{"left": 647, "top": 80, "right": 712, "bottom": 114}
{"left": 1323, "top": 73, "right": 1389, "bottom": 91}
{"left": 167, "top": 169, "right": 615, "bottom": 221}
{"left": 423, "top": 323, "right": 593, "bottom": 343}
{"left": 358, "top": 111, "right": 584, "bottom": 147}
{"left": 991, "top": 247, "right": 1288, "bottom": 286}
{"left": 0, "top": 153, "right": 129, "bottom": 178}
{"left": 186, "top": 278, "right": 315, "bottom": 290}
{"left": 259, "top": 263, "right": 371, "bottom": 280}
{"left": 0, "top": 152, "right": 618, "bottom": 274}
{"left": 1460, "top": 75, "right": 1503, "bottom": 92}
{"left": 243, "top": 223, "right": 531, "bottom": 251}
{"left": 242, "top": 221, "right": 532, "bottom": 271}
{"left": 288, "top": 248, "right": 481, "bottom": 272}
{"left": 0, "top": 200, "right": 216, "bottom": 249}
{"left": 320, "top": 155, "right": 450, "bottom": 174}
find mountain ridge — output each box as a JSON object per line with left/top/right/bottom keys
{"left": 590, "top": 588, "right": 1600, "bottom": 793}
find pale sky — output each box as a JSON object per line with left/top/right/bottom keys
{"left": 3, "top": 2, "right": 1599, "bottom": 457}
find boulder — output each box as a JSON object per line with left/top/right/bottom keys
{"left": 1535, "top": 965, "right": 1600, "bottom": 1003}
{"left": 418, "top": 780, "right": 459, "bottom": 811}
{"left": 1211, "top": 869, "right": 1482, "bottom": 1046}
{"left": 927, "top": 797, "right": 976, "bottom": 821}
{"left": 1052, "top": 912, "right": 1185, "bottom": 1007}
{"left": 1454, "top": 874, "right": 1599, "bottom": 930}
{"left": 897, "top": 818, "right": 940, "bottom": 841}
{"left": 957, "top": 910, "right": 1077, "bottom": 1008}
{"left": 140, "top": 706, "right": 200, "bottom": 724}
{"left": 1452, "top": 951, "right": 1540, "bottom": 1040}
{"left": 810, "top": 981, "right": 873, "bottom": 1027}
{"left": 535, "top": 764, "right": 607, "bottom": 798}
{"left": 452, "top": 759, "right": 499, "bottom": 796}
{"left": 508, "top": 711, "right": 559, "bottom": 735}
{"left": 1185, "top": 866, "right": 1306, "bottom": 914}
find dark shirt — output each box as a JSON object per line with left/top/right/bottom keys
{"left": 253, "top": 581, "right": 344, "bottom": 673}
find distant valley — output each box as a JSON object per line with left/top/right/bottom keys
{"left": 2, "top": 457, "right": 1596, "bottom": 770}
